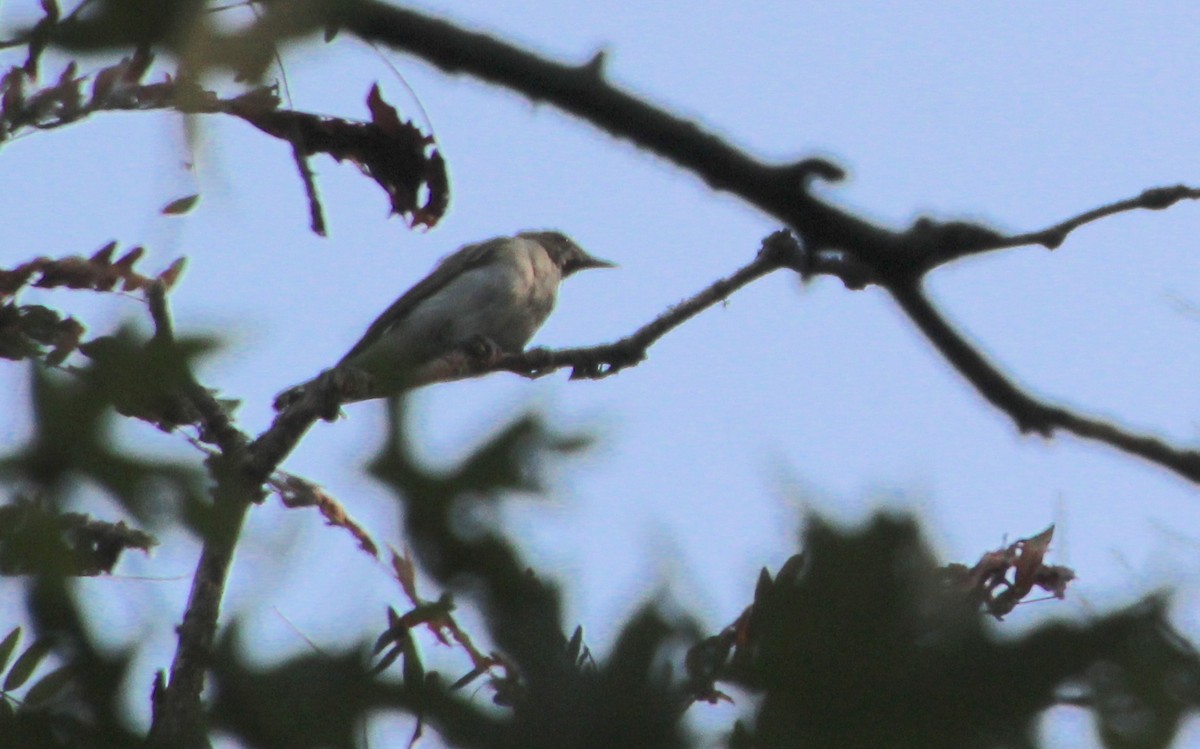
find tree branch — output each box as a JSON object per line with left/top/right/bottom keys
{"left": 889, "top": 281, "right": 1200, "bottom": 484}
{"left": 329, "top": 4, "right": 1200, "bottom": 277}
{"left": 144, "top": 283, "right": 257, "bottom": 749}
{"left": 246, "top": 390, "right": 329, "bottom": 485}
{"left": 146, "top": 283, "right": 247, "bottom": 455}
{"left": 919, "top": 184, "right": 1200, "bottom": 268}
{"left": 312, "top": 4, "right": 1200, "bottom": 485}
{"left": 244, "top": 1, "right": 887, "bottom": 260}
{"left": 38, "top": 5, "right": 1200, "bottom": 488}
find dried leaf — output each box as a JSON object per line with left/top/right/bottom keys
{"left": 1011, "top": 525, "right": 1055, "bottom": 597}
{"left": 156, "top": 257, "right": 187, "bottom": 289}
{"left": 1036, "top": 564, "right": 1076, "bottom": 599}
{"left": 90, "top": 63, "right": 118, "bottom": 103}
{"left": 160, "top": 194, "right": 200, "bottom": 216}
{"left": 45, "top": 316, "right": 84, "bottom": 367}
{"left": 125, "top": 47, "right": 153, "bottom": 85}
{"left": 273, "top": 475, "right": 378, "bottom": 557}
{"left": 90, "top": 241, "right": 116, "bottom": 265}
{"left": 0, "top": 262, "right": 37, "bottom": 297}
{"left": 90, "top": 50, "right": 154, "bottom": 107}
{"left": 938, "top": 524, "right": 1073, "bottom": 619}
{"left": 396, "top": 597, "right": 455, "bottom": 632}
{"left": 112, "top": 246, "right": 144, "bottom": 272}
{"left": 0, "top": 303, "right": 87, "bottom": 365}
{"left": 2, "top": 67, "right": 26, "bottom": 117}
{"left": 390, "top": 547, "right": 419, "bottom": 603}
{"left": 366, "top": 83, "right": 402, "bottom": 133}
{"left": 232, "top": 84, "right": 449, "bottom": 228}
{"left": 1, "top": 247, "right": 181, "bottom": 302}
{"left": 409, "top": 149, "right": 450, "bottom": 230}
{"left": 0, "top": 499, "right": 157, "bottom": 576}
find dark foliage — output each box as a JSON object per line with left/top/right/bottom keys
{"left": 0, "top": 495, "right": 154, "bottom": 576}
{"left": 3, "top": 364, "right": 1200, "bottom": 746}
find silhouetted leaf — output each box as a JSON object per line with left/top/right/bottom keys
{"left": 449, "top": 413, "right": 592, "bottom": 496}
{"left": 450, "top": 664, "right": 488, "bottom": 691}
{"left": 4, "top": 639, "right": 51, "bottom": 691}
{"left": 691, "top": 515, "right": 1200, "bottom": 749}
{"left": 372, "top": 644, "right": 404, "bottom": 677}
{"left": 80, "top": 324, "right": 216, "bottom": 430}
{"left": 0, "top": 303, "right": 85, "bottom": 365}
{"left": 159, "top": 194, "right": 199, "bottom": 215}
{"left": 23, "top": 665, "right": 72, "bottom": 705}
{"left": 566, "top": 626, "right": 583, "bottom": 664}
{"left": 402, "top": 645, "right": 424, "bottom": 687}
{"left": 0, "top": 362, "right": 204, "bottom": 524}
{"left": 0, "top": 497, "right": 156, "bottom": 576}
{"left": 211, "top": 626, "right": 441, "bottom": 749}
{"left": 0, "top": 627, "right": 20, "bottom": 676}
{"left": 373, "top": 607, "right": 405, "bottom": 656}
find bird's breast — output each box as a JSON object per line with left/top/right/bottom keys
{"left": 398, "top": 254, "right": 559, "bottom": 354}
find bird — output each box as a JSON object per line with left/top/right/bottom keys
{"left": 273, "top": 230, "right": 614, "bottom": 412}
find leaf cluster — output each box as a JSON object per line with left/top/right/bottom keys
{"left": 0, "top": 243, "right": 181, "bottom": 368}
{"left": 686, "top": 517, "right": 1199, "bottom": 749}
{"left": 0, "top": 495, "right": 155, "bottom": 576}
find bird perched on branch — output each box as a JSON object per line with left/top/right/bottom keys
{"left": 274, "top": 231, "right": 614, "bottom": 412}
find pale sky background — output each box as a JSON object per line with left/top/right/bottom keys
{"left": 3, "top": 2, "right": 1200, "bottom": 747}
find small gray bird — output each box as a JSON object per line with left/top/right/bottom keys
{"left": 274, "top": 231, "right": 613, "bottom": 410}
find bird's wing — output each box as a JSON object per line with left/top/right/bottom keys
{"left": 338, "top": 237, "right": 510, "bottom": 365}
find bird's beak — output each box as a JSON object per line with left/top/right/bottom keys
{"left": 577, "top": 254, "right": 617, "bottom": 271}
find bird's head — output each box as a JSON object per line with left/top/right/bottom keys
{"left": 521, "top": 231, "right": 616, "bottom": 277}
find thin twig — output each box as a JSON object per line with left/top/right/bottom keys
{"left": 243, "top": 0, "right": 294, "bottom": 108}
{"left": 147, "top": 282, "right": 247, "bottom": 455}
{"left": 889, "top": 280, "right": 1200, "bottom": 484}
{"left": 920, "top": 184, "right": 1200, "bottom": 269}
{"left": 288, "top": 129, "right": 327, "bottom": 237}
{"left": 144, "top": 283, "right": 258, "bottom": 749}
{"left": 1000, "top": 185, "right": 1200, "bottom": 250}
{"left": 489, "top": 230, "right": 802, "bottom": 380}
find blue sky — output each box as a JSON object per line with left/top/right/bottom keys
{"left": 3, "top": 2, "right": 1200, "bottom": 746}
